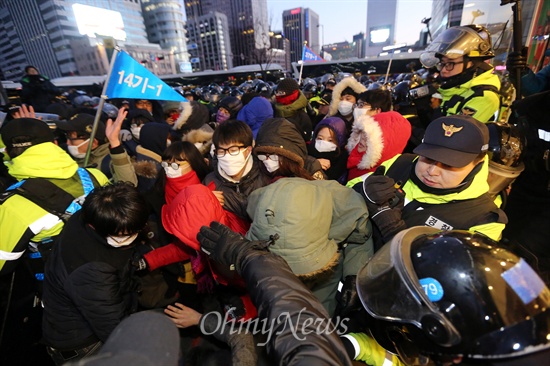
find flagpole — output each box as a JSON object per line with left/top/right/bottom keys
{"left": 298, "top": 41, "right": 307, "bottom": 85}
{"left": 84, "top": 47, "right": 120, "bottom": 167}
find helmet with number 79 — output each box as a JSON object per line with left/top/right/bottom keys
{"left": 357, "top": 226, "right": 550, "bottom": 365}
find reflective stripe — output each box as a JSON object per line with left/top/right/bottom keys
{"left": 66, "top": 168, "right": 94, "bottom": 215}
{"left": 538, "top": 129, "right": 550, "bottom": 142}
{"left": 28, "top": 213, "right": 62, "bottom": 235}
{"left": 340, "top": 334, "right": 360, "bottom": 360}
{"left": 382, "top": 352, "right": 394, "bottom": 366}
{"left": 0, "top": 249, "right": 25, "bottom": 261}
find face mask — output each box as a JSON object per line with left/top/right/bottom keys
{"left": 164, "top": 161, "right": 191, "bottom": 179}
{"left": 106, "top": 233, "right": 139, "bottom": 247}
{"left": 217, "top": 148, "right": 250, "bottom": 176}
{"left": 67, "top": 139, "right": 89, "bottom": 159}
{"left": 216, "top": 110, "right": 230, "bottom": 123}
{"left": 263, "top": 159, "right": 280, "bottom": 173}
{"left": 131, "top": 126, "right": 141, "bottom": 139}
{"left": 353, "top": 107, "right": 369, "bottom": 120}
{"left": 338, "top": 101, "right": 354, "bottom": 116}
{"left": 315, "top": 139, "right": 337, "bottom": 153}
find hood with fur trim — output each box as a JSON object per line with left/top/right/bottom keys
{"left": 346, "top": 111, "right": 412, "bottom": 171}
{"left": 173, "top": 101, "right": 209, "bottom": 132}
{"left": 182, "top": 124, "right": 214, "bottom": 156}
{"left": 328, "top": 77, "right": 367, "bottom": 117}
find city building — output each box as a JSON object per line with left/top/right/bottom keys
{"left": 269, "top": 30, "right": 291, "bottom": 71}
{"left": 185, "top": 11, "right": 232, "bottom": 72}
{"left": 141, "top": 0, "right": 190, "bottom": 73}
{"left": 365, "top": 0, "right": 397, "bottom": 56}
{"left": 183, "top": 0, "right": 270, "bottom": 69}
{"left": 0, "top": 0, "right": 185, "bottom": 80}
{"left": 282, "top": 7, "right": 320, "bottom": 63}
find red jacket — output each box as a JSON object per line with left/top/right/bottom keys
{"left": 346, "top": 111, "right": 411, "bottom": 180}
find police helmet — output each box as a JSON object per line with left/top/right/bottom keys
{"left": 357, "top": 227, "right": 550, "bottom": 364}
{"left": 420, "top": 24, "right": 495, "bottom": 69}
{"left": 218, "top": 96, "right": 243, "bottom": 118}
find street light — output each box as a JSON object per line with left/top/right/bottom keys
{"left": 317, "top": 24, "right": 324, "bottom": 55}
{"left": 421, "top": 17, "right": 432, "bottom": 42}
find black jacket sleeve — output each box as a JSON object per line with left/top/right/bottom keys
{"left": 239, "top": 251, "right": 353, "bottom": 366}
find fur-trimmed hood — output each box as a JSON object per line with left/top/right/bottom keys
{"left": 182, "top": 124, "right": 214, "bottom": 156}
{"left": 328, "top": 77, "right": 367, "bottom": 116}
{"left": 346, "top": 111, "right": 412, "bottom": 174}
{"left": 345, "top": 114, "right": 384, "bottom": 170}
{"left": 173, "top": 101, "right": 209, "bottom": 132}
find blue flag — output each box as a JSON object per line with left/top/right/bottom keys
{"left": 302, "top": 45, "right": 324, "bottom": 62}
{"left": 105, "top": 50, "right": 187, "bottom": 102}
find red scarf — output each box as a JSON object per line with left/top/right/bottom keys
{"left": 276, "top": 90, "right": 299, "bottom": 105}
{"left": 164, "top": 170, "right": 201, "bottom": 205}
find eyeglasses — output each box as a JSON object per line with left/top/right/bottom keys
{"left": 257, "top": 153, "right": 279, "bottom": 162}
{"left": 161, "top": 161, "right": 184, "bottom": 170}
{"left": 353, "top": 102, "right": 371, "bottom": 109}
{"left": 436, "top": 61, "right": 464, "bottom": 71}
{"left": 215, "top": 145, "right": 246, "bottom": 157}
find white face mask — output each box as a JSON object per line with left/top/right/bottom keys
{"left": 217, "top": 148, "right": 250, "bottom": 177}
{"left": 338, "top": 100, "right": 354, "bottom": 116}
{"left": 315, "top": 139, "right": 337, "bottom": 153}
{"left": 106, "top": 233, "right": 139, "bottom": 247}
{"left": 131, "top": 126, "right": 141, "bottom": 139}
{"left": 164, "top": 166, "right": 183, "bottom": 178}
{"left": 353, "top": 107, "right": 369, "bottom": 120}
{"left": 263, "top": 159, "right": 280, "bottom": 173}
{"left": 67, "top": 138, "right": 89, "bottom": 159}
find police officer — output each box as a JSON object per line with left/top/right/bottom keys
{"left": 420, "top": 25, "right": 501, "bottom": 123}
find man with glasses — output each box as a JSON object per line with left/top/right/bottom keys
{"left": 420, "top": 24, "right": 501, "bottom": 123}
{"left": 203, "top": 120, "right": 270, "bottom": 221}
{"left": 346, "top": 89, "right": 411, "bottom": 181}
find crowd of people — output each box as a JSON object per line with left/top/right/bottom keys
{"left": 0, "top": 24, "right": 549, "bottom": 366}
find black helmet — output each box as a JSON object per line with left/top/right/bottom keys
{"left": 420, "top": 24, "right": 495, "bottom": 69}
{"left": 217, "top": 96, "right": 243, "bottom": 118}
{"left": 302, "top": 83, "right": 318, "bottom": 99}
{"left": 357, "top": 226, "right": 550, "bottom": 363}
{"left": 208, "top": 86, "right": 222, "bottom": 104}
{"left": 229, "top": 87, "right": 244, "bottom": 99}
{"left": 392, "top": 81, "right": 411, "bottom": 105}
{"left": 254, "top": 81, "right": 272, "bottom": 97}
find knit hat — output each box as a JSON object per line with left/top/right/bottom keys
{"left": 254, "top": 118, "right": 307, "bottom": 167}
{"left": 78, "top": 311, "right": 180, "bottom": 366}
{"left": 127, "top": 109, "right": 155, "bottom": 123}
{"left": 276, "top": 78, "right": 300, "bottom": 96}
{"left": 55, "top": 113, "right": 106, "bottom": 142}
{"left": 1, "top": 118, "right": 55, "bottom": 152}
{"left": 414, "top": 115, "right": 489, "bottom": 168}
{"left": 314, "top": 116, "right": 347, "bottom": 148}
{"left": 218, "top": 96, "right": 243, "bottom": 118}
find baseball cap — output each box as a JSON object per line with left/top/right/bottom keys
{"left": 55, "top": 113, "right": 106, "bottom": 142}
{"left": 413, "top": 115, "right": 489, "bottom": 168}
{"left": 1, "top": 118, "right": 55, "bottom": 152}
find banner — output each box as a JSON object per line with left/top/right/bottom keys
{"left": 105, "top": 50, "right": 186, "bottom": 102}
{"left": 301, "top": 45, "right": 324, "bottom": 62}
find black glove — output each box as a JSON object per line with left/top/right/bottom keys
{"left": 371, "top": 206, "right": 407, "bottom": 243}
{"left": 362, "top": 166, "right": 397, "bottom": 205}
{"left": 131, "top": 253, "right": 148, "bottom": 271}
{"left": 197, "top": 221, "right": 276, "bottom": 273}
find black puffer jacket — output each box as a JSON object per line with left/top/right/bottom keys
{"left": 203, "top": 158, "right": 270, "bottom": 220}
{"left": 240, "top": 247, "right": 353, "bottom": 365}
{"left": 42, "top": 211, "right": 136, "bottom": 350}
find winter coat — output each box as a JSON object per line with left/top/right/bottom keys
{"left": 173, "top": 101, "right": 214, "bottom": 155}
{"left": 203, "top": 158, "right": 270, "bottom": 220}
{"left": 236, "top": 96, "right": 274, "bottom": 138}
{"left": 327, "top": 77, "right": 367, "bottom": 135}
{"left": 20, "top": 74, "right": 60, "bottom": 112}
{"left": 274, "top": 92, "right": 313, "bottom": 142}
{"left": 0, "top": 143, "right": 109, "bottom": 275}
{"left": 42, "top": 211, "right": 136, "bottom": 350}
{"left": 346, "top": 111, "right": 411, "bottom": 180}
{"left": 438, "top": 68, "right": 501, "bottom": 123}
{"left": 238, "top": 245, "right": 353, "bottom": 366}
{"left": 308, "top": 117, "right": 349, "bottom": 182}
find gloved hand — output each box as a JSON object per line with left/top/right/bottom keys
{"left": 197, "top": 222, "right": 276, "bottom": 273}
{"left": 131, "top": 253, "right": 148, "bottom": 271}
{"left": 362, "top": 166, "right": 398, "bottom": 206}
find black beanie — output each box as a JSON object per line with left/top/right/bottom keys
{"left": 341, "top": 87, "right": 358, "bottom": 100}
{"left": 276, "top": 78, "right": 300, "bottom": 96}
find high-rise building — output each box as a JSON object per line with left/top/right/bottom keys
{"left": 269, "top": 30, "right": 291, "bottom": 71}
{"left": 282, "top": 7, "right": 320, "bottom": 63}
{"left": 430, "top": 0, "right": 464, "bottom": 41}
{"left": 0, "top": 0, "right": 184, "bottom": 80}
{"left": 141, "top": 0, "right": 190, "bottom": 73}
{"left": 183, "top": 0, "right": 269, "bottom": 68}
{"left": 365, "top": 0, "right": 397, "bottom": 56}
{"left": 185, "top": 12, "right": 232, "bottom": 71}
{"left": 353, "top": 32, "right": 366, "bottom": 58}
